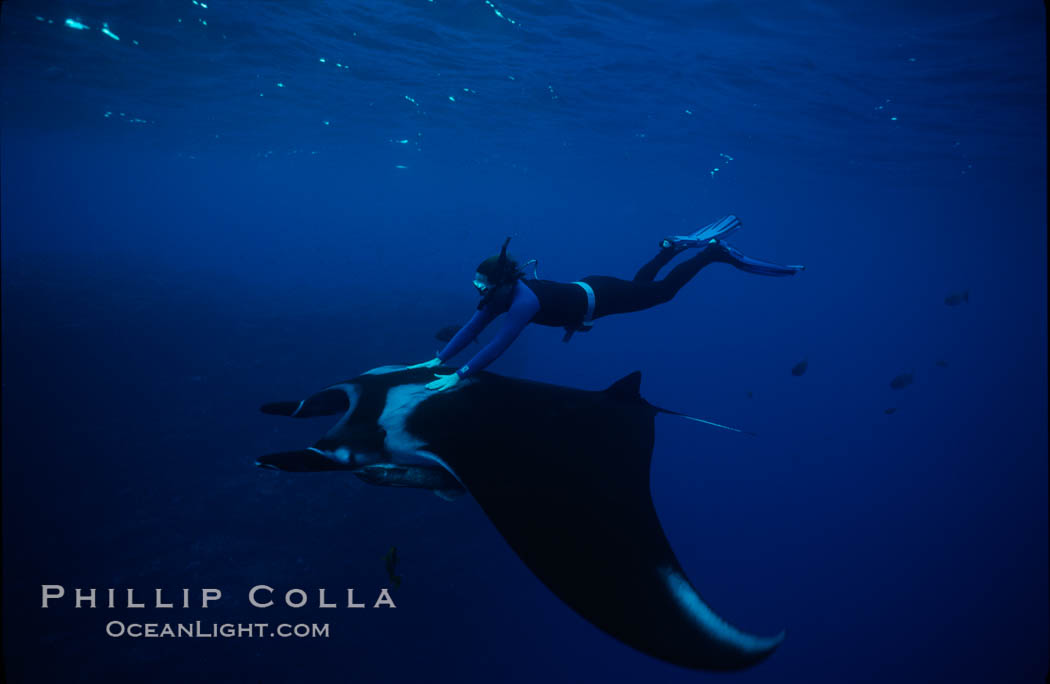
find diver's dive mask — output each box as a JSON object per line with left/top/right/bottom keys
{"left": 473, "top": 273, "right": 492, "bottom": 295}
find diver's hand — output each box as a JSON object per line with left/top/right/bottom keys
{"left": 426, "top": 372, "right": 461, "bottom": 392}
{"left": 406, "top": 357, "right": 442, "bottom": 370}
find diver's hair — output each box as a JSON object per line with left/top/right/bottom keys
{"left": 475, "top": 237, "right": 523, "bottom": 286}
{"left": 476, "top": 253, "right": 520, "bottom": 279}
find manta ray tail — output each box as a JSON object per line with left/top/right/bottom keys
{"left": 603, "top": 371, "right": 755, "bottom": 436}
{"left": 664, "top": 411, "right": 757, "bottom": 436}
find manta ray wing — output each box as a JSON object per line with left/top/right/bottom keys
{"left": 259, "top": 368, "right": 784, "bottom": 670}
{"left": 400, "top": 372, "right": 784, "bottom": 670}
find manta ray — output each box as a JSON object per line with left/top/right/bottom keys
{"left": 258, "top": 365, "right": 784, "bottom": 670}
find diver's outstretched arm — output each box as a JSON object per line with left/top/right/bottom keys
{"left": 456, "top": 285, "right": 539, "bottom": 377}
{"left": 436, "top": 308, "right": 496, "bottom": 363}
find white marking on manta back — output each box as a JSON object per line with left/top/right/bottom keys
{"left": 661, "top": 567, "right": 784, "bottom": 653}
{"left": 363, "top": 365, "right": 409, "bottom": 376}
{"left": 377, "top": 385, "right": 428, "bottom": 455}
{"left": 378, "top": 384, "right": 464, "bottom": 487}
{"left": 290, "top": 399, "right": 305, "bottom": 417}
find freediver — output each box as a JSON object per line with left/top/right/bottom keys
{"left": 410, "top": 216, "right": 804, "bottom": 391}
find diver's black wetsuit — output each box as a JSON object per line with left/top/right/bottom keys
{"left": 587, "top": 244, "right": 715, "bottom": 317}
{"left": 438, "top": 247, "right": 725, "bottom": 377}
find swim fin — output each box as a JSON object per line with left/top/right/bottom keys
{"left": 711, "top": 241, "right": 805, "bottom": 276}
{"left": 661, "top": 215, "right": 741, "bottom": 250}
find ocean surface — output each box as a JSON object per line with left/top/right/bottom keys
{"left": 1, "top": 1, "right": 1046, "bottom": 682}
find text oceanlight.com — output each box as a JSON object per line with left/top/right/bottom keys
{"left": 105, "top": 622, "right": 329, "bottom": 639}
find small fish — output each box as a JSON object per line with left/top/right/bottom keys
{"left": 791, "top": 359, "right": 808, "bottom": 377}
{"left": 889, "top": 372, "right": 913, "bottom": 390}
{"left": 944, "top": 291, "right": 969, "bottom": 306}
{"left": 884, "top": 407, "right": 897, "bottom": 415}
{"left": 935, "top": 360, "right": 948, "bottom": 368}
{"left": 383, "top": 546, "right": 402, "bottom": 589}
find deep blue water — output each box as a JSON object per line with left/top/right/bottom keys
{"left": 1, "top": 1, "right": 1046, "bottom": 682}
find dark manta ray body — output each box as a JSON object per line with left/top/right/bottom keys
{"left": 258, "top": 366, "right": 784, "bottom": 670}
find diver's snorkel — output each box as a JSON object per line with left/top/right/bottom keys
{"left": 495, "top": 237, "right": 538, "bottom": 279}
{"left": 495, "top": 236, "right": 512, "bottom": 278}
{"left": 475, "top": 237, "right": 515, "bottom": 306}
